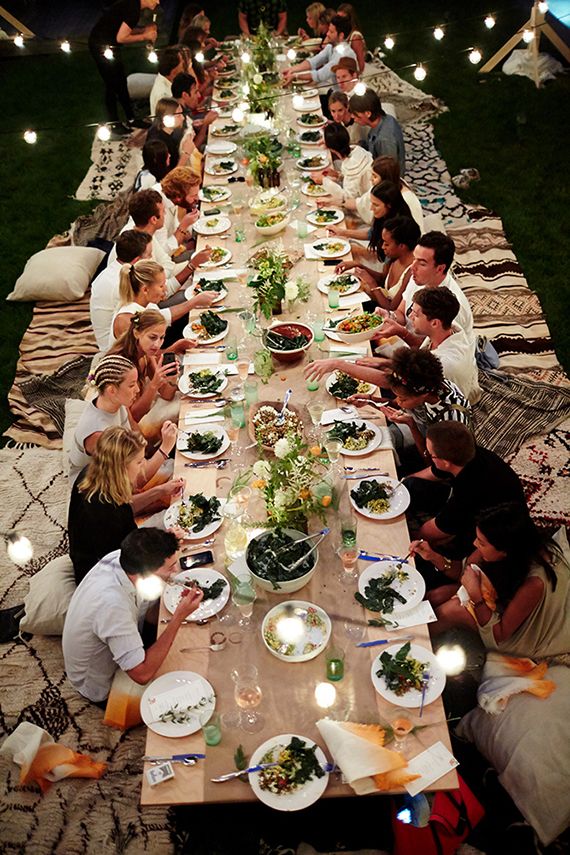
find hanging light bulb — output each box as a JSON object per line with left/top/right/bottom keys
{"left": 292, "top": 93, "right": 304, "bottom": 109}
{"left": 414, "top": 64, "right": 427, "bottom": 81}
{"left": 314, "top": 682, "right": 336, "bottom": 709}
{"left": 538, "top": 1, "right": 548, "bottom": 12}
{"left": 103, "top": 46, "right": 114, "bottom": 60}
{"left": 195, "top": 50, "right": 205, "bottom": 63}
{"left": 436, "top": 644, "right": 467, "bottom": 676}
{"left": 240, "top": 50, "right": 251, "bottom": 63}
{"left": 60, "top": 40, "right": 71, "bottom": 53}
{"left": 433, "top": 26, "right": 445, "bottom": 41}
{"left": 469, "top": 48, "right": 482, "bottom": 64}
{"left": 286, "top": 48, "right": 297, "bottom": 61}
{"left": 5, "top": 532, "right": 34, "bottom": 565}
{"left": 148, "top": 48, "right": 158, "bottom": 63}
{"left": 238, "top": 99, "right": 248, "bottom": 111}
{"left": 232, "top": 107, "right": 245, "bottom": 122}
{"left": 135, "top": 574, "right": 165, "bottom": 601}
{"left": 163, "top": 113, "right": 176, "bottom": 128}
{"left": 484, "top": 14, "right": 496, "bottom": 29}
{"left": 336, "top": 42, "right": 346, "bottom": 55}
{"left": 242, "top": 82, "right": 250, "bottom": 95}
{"left": 14, "top": 34, "right": 25, "bottom": 48}
{"left": 23, "top": 129, "right": 37, "bottom": 145}
{"left": 353, "top": 81, "right": 367, "bottom": 96}
{"left": 384, "top": 35, "right": 395, "bottom": 50}
{"left": 522, "top": 28, "right": 535, "bottom": 43}
{"left": 96, "top": 124, "right": 112, "bottom": 142}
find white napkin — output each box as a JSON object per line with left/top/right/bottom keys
{"left": 338, "top": 293, "right": 365, "bottom": 308}
{"left": 183, "top": 352, "right": 221, "bottom": 366}
{"left": 197, "top": 268, "right": 247, "bottom": 280}
{"left": 385, "top": 600, "right": 437, "bottom": 629}
{"left": 304, "top": 243, "right": 324, "bottom": 259}
{"left": 328, "top": 342, "right": 368, "bottom": 355}
{"left": 321, "top": 406, "right": 358, "bottom": 425}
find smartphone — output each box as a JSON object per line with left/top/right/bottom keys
{"left": 162, "top": 352, "right": 178, "bottom": 372}
{"left": 203, "top": 207, "right": 221, "bottom": 216}
{"left": 180, "top": 551, "right": 214, "bottom": 570}
{"left": 322, "top": 259, "right": 337, "bottom": 267}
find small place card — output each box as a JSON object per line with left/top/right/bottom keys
{"left": 220, "top": 363, "right": 255, "bottom": 375}
{"left": 386, "top": 601, "right": 437, "bottom": 629}
{"left": 338, "top": 293, "right": 365, "bottom": 308}
{"left": 147, "top": 682, "right": 205, "bottom": 722}
{"left": 182, "top": 352, "right": 221, "bottom": 366}
{"left": 405, "top": 741, "right": 459, "bottom": 796}
{"left": 197, "top": 268, "right": 247, "bottom": 281}
{"left": 321, "top": 406, "right": 358, "bottom": 425}
{"left": 328, "top": 342, "right": 368, "bottom": 355}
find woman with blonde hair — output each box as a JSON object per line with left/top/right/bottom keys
{"left": 298, "top": 2, "right": 326, "bottom": 38}
{"left": 68, "top": 425, "right": 183, "bottom": 584}
{"left": 337, "top": 3, "right": 366, "bottom": 72}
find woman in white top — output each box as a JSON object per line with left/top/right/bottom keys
{"left": 337, "top": 4, "right": 366, "bottom": 72}
{"left": 345, "top": 155, "right": 424, "bottom": 233}
{"left": 309, "top": 122, "right": 372, "bottom": 203}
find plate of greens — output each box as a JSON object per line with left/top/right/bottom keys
{"left": 310, "top": 238, "right": 351, "bottom": 258}
{"left": 249, "top": 734, "right": 329, "bottom": 810}
{"left": 211, "top": 123, "right": 241, "bottom": 137}
{"left": 371, "top": 642, "right": 445, "bottom": 708}
{"left": 297, "top": 113, "right": 327, "bottom": 128}
{"left": 301, "top": 180, "right": 330, "bottom": 198}
{"left": 297, "top": 154, "right": 328, "bottom": 171}
{"left": 178, "top": 369, "right": 228, "bottom": 398}
{"left": 163, "top": 567, "right": 229, "bottom": 619}
{"left": 198, "top": 185, "right": 232, "bottom": 203}
{"left": 141, "top": 670, "right": 216, "bottom": 737}
{"left": 184, "top": 277, "right": 228, "bottom": 304}
{"left": 296, "top": 129, "right": 324, "bottom": 146}
{"left": 183, "top": 310, "right": 229, "bottom": 343}
{"left": 349, "top": 477, "right": 411, "bottom": 520}
{"left": 205, "top": 158, "right": 238, "bottom": 176}
{"left": 325, "top": 371, "right": 376, "bottom": 400}
{"left": 357, "top": 561, "right": 425, "bottom": 615}
{"left": 317, "top": 273, "right": 360, "bottom": 296}
{"left": 306, "top": 208, "right": 345, "bottom": 227}
{"left": 164, "top": 494, "right": 223, "bottom": 539}
{"left": 261, "top": 600, "right": 331, "bottom": 662}
{"left": 191, "top": 246, "right": 232, "bottom": 268}
{"left": 176, "top": 425, "right": 230, "bottom": 460}
{"left": 326, "top": 419, "right": 383, "bottom": 456}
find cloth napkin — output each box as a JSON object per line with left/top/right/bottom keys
{"left": 477, "top": 652, "right": 556, "bottom": 715}
{"left": 0, "top": 722, "right": 106, "bottom": 793}
{"left": 316, "top": 719, "right": 419, "bottom": 794}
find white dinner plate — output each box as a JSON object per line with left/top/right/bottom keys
{"left": 163, "top": 498, "right": 224, "bottom": 540}
{"left": 191, "top": 247, "right": 232, "bottom": 268}
{"left": 163, "top": 568, "right": 229, "bottom": 618}
{"left": 371, "top": 643, "right": 445, "bottom": 708}
{"left": 309, "top": 238, "right": 351, "bottom": 258}
{"left": 205, "top": 141, "right": 237, "bottom": 156}
{"left": 301, "top": 181, "right": 330, "bottom": 198}
{"left": 178, "top": 370, "right": 228, "bottom": 398}
{"left": 211, "top": 124, "right": 241, "bottom": 137}
{"left": 349, "top": 476, "right": 411, "bottom": 521}
{"left": 261, "top": 600, "right": 331, "bottom": 663}
{"left": 307, "top": 208, "right": 345, "bottom": 227}
{"left": 176, "top": 425, "right": 230, "bottom": 459}
{"left": 325, "top": 371, "right": 377, "bottom": 400}
{"left": 205, "top": 158, "right": 238, "bottom": 176}
{"left": 326, "top": 419, "right": 384, "bottom": 456}
{"left": 193, "top": 215, "right": 232, "bottom": 236}
{"left": 141, "top": 671, "right": 216, "bottom": 737}
{"left": 358, "top": 561, "right": 426, "bottom": 614}
{"left": 317, "top": 273, "right": 360, "bottom": 296}
{"left": 198, "top": 185, "right": 232, "bottom": 203}
{"left": 212, "top": 92, "right": 239, "bottom": 105}
{"left": 293, "top": 98, "right": 321, "bottom": 112}
{"left": 249, "top": 733, "right": 329, "bottom": 811}
{"left": 297, "top": 154, "right": 329, "bottom": 171}
{"left": 296, "top": 130, "right": 324, "bottom": 146}
{"left": 297, "top": 115, "right": 327, "bottom": 129}
{"left": 184, "top": 280, "right": 227, "bottom": 304}
{"left": 183, "top": 318, "right": 229, "bottom": 344}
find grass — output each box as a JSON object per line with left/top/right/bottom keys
{"left": 0, "top": 0, "right": 568, "bottom": 438}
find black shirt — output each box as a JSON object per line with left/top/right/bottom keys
{"left": 68, "top": 471, "right": 137, "bottom": 585}
{"left": 89, "top": 0, "right": 141, "bottom": 46}
{"left": 146, "top": 125, "right": 184, "bottom": 168}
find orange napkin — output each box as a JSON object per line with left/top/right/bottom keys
{"left": 477, "top": 652, "right": 556, "bottom": 714}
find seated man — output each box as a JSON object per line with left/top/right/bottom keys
{"left": 348, "top": 89, "right": 405, "bottom": 176}
{"left": 282, "top": 15, "right": 357, "bottom": 88}
{"left": 333, "top": 55, "right": 359, "bottom": 96}
{"left": 153, "top": 165, "right": 202, "bottom": 255}
{"left": 149, "top": 47, "right": 184, "bottom": 116}
{"left": 90, "top": 230, "right": 151, "bottom": 352}
{"left": 171, "top": 71, "right": 219, "bottom": 152}
{"left": 62, "top": 528, "right": 203, "bottom": 705}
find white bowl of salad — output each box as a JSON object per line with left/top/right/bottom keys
{"left": 254, "top": 211, "right": 290, "bottom": 235}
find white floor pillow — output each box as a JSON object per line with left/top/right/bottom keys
{"left": 20, "top": 555, "right": 76, "bottom": 636}
{"left": 7, "top": 247, "right": 105, "bottom": 302}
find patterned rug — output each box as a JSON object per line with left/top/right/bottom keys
{"left": 75, "top": 135, "right": 144, "bottom": 202}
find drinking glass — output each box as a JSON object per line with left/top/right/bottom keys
{"left": 225, "top": 412, "right": 242, "bottom": 458}
{"left": 306, "top": 377, "right": 320, "bottom": 392}
{"left": 324, "top": 437, "right": 342, "bottom": 463}
{"left": 297, "top": 219, "right": 308, "bottom": 239}
{"left": 226, "top": 335, "right": 238, "bottom": 361}
{"left": 326, "top": 644, "right": 345, "bottom": 682}
{"left": 387, "top": 707, "right": 415, "bottom": 753}
{"left": 307, "top": 400, "right": 325, "bottom": 438}
{"left": 232, "top": 664, "right": 264, "bottom": 732}
{"left": 239, "top": 310, "right": 256, "bottom": 335}
{"left": 244, "top": 379, "right": 259, "bottom": 406}
{"left": 236, "top": 354, "right": 251, "bottom": 385}
{"left": 231, "top": 574, "right": 257, "bottom": 630}
{"left": 339, "top": 509, "right": 358, "bottom": 548}
{"left": 310, "top": 316, "right": 325, "bottom": 342}
{"left": 337, "top": 544, "right": 360, "bottom": 585}
{"left": 200, "top": 710, "right": 222, "bottom": 746}
{"left": 328, "top": 287, "right": 340, "bottom": 309}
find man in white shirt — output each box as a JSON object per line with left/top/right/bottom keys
{"left": 282, "top": 15, "right": 357, "bottom": 87}
{"left": 149, "top": 48, "right": 184, "bottom": 116}
{"left": 90, "top": 230, "right": 152, "bottom": 352}
{"left": 62, "top": 529, "right": 203, "bottom": 704}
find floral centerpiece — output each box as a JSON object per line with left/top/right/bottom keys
{"left": 251, "top": 21, "right": 277, "bottom": 73}
{"left": 247, "top": 245, "right": 292, "bottom": 316}
{"left": 242, "top": 133, "right": 282, "bottom": 188}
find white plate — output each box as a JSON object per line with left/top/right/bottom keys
{"left": 325, "top": 371, "right": 377, "bottom": 400}
{"left": 261, "top": 600, "right": 331, "bottom": 663}
{"left": 205, "top": 141, "right": 237, "bottom": 155}
{"left": 358, "top": 562, "right": 426, "bottom": 614}
{"left": 296, "top": 130, "right": 324, "bottom": 146}
{"left": 293, "top": 98, "right": 321, "bottom": 112}
{"left": 183, "top": 317, "right": 229, "bottom": 344}
{"left": 163, "top": 568, "right": 229, "bottom": 618}
{"left": 176, "top": 425, "right": 230, "bottom": 459}
{"left": 198, "top": 185, "right": 232, "bottom": 203}
{"left": 302, "top": 37, "right": 323, "bottom": 46}
{"left": 205, "top": 159, "right": 238, "bottom": 176}
{"left": 371, "top": 643, "right": 445, "bottom": 708}
{"left": 307, "top": 208, "right": 345, "bottom": 227}
{"left": 212, "top": 92, "right": 239, "bottom": 105}
{"left": 249, "top": 734, "right": 329, "bottom": 811}
{"left": 184, "top": 281, "right": 227, "bottom": 304}
{"left": 191, "top": 247, "right": 232, "bottom": 268}
{"left": 317, "top": 273, "right": 360, "bottom": 296}
{"left": 326, "top": 419, "right": 384, "bottom": 456}
{"left": 349, "top": 476, "right": 411, "bottom": 521}
{"left": 164, "top": 498, "right": 224, "bottom": 539}
{"left": 297, "top": 116, "right": 327, "bottom": 129}
{"left": 178, "top": 370, "right": 228, "bottom": 398}
{"left": 193, "top": 215, "right": 232, "bottom": 236}
{"left": 297, "top": 154, "right": 329, "bottom": 171}
{"left": 248, "top": 189, "right": 288, "bottom": 215}
{"left": 310, "top": 238, "right": 351, "bottom": 258}
{"left": 301, "top": 181, "right": 330, "bottom": 198}
{"left": 211, "top": 124, "right": 241, "bottom": 137}
{"left": 141, "top": 671, "right": 216, "bottom": 737}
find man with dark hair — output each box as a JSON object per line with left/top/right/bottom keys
{"left": 348, "top": 88, "right": 405, "bottom": 174}
{"left": 282, "top": 15, "right": 356, "bottom": 87}
{"left": 171, "top": 71, "right": 219, "bottom": 150}
{"left": 149, "top": 47, "right": 185, "bottom": 115}
{"left": 90, "top": 230, "right": 152, "bottom": 351}
{"left": 62, "top": 529, "right": 204, "bottom": 704}
{"left": 238, "top": 0, "right": 287, "bottom": 34}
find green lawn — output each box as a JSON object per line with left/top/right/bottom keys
{"left": 0, "top": 0, "right": 568, "bottom": 439}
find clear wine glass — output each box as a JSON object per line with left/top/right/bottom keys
{"left": 232, "top": 664, "right": 264, "bottom": 732}
{"left": 231, "top": 573, "right": 257, "bottom": 631}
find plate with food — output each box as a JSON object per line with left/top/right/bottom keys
{"left": 371, "top": 642, "right": 445, "bottom": 708}
{"left": 249, "top": 402, "right": 304, "bottom": 451}
{"left": 261, "top": 600, "right": 331, "bottom": 662}
{"left": 317, "top": 273, "right": 360, "bottom": 296}
{"left": 357, "top": 561, "right": 426, "bottom": 615}
{"left": 176, "top": 425, "right": 230, "bottom": 460}
{"left": 297, "top": 154, "right": 329, "bottom": 171}
{"left": 310, "top": 238, "right": 351, "bottom": 258}
{"left": 193, "top": 215, "right": 232, "bottom": 236}
{"left": 325, "top": 371, "right": 376, "bottom": 400}
{"left": 163, "top": 567, "right": 229, "bottom": 618}
{"left": 349, "top": 477, "right": 411, "bottom": 520}
{"left": 198, "top": 185, "right": 232, "bottom": 203}
{"left": 293, "top": 97, "right": 321, "bottom": 112}
{"left": 302, "top": 37, "right": 324, "bottom": 46}
{"left": 178, "top": 368, "right": 228, "bottom": 398}
{"left": 205, "top": 158, "right": 238, "bottom": 176}
{"left": 296, "top": 129, "right": 324, "bottom": 146}
{"left": 306, "top": 208, "right": 345, "bottom": 227}
{"left": 164, "top": 494, "right": 223, "bottom": 539}
{"left": 249, "top": 734, "right": 329, "bottom": 810}
{"left": 212, "top": 89, "right": 239, "bottom": 104}
{"left": 325, "top": 419, "right": 383, "bottom": 456}
{"left": 191, "top": 246, "right": 232, "bottom": 268}
{"left": 183, "top": 310, "right": 229, "bottom": 343}
{"left": 141, "top": 670, "right": 216, "bottom": 737}
{"left": 249, "top": 189, "right": 288, "bottom": 216}
{"left": 297, "top": 112, "right": 327, "bottom": 128}
{"left": 334, "top": 313, "right": 384, "bottom": 343}
{"left": 205, "top": 141, "right": 237, "bottom": 156}
{"left": 211, "top": 123, "right": 241, "bottom": 137}
{"left": 184, "top": 277, "right": 228, "bottom": 304}
{"left": 254, "top": 211, "right": 290, "bottom": 235}
{"left": 301, "top": 180, "right": 330, "bottom": 198}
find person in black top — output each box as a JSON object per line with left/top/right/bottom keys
{"left": 88, "top": 0, "right": 160, "bottom": 131}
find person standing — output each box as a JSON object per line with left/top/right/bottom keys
{"left": 238, "top": 0, "right": 287, "bottom": 35}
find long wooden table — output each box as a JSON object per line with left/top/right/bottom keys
{"left": 141, "top": 89, "right": 457, "bottom": 806}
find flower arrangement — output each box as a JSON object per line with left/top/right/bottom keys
{"left": 247, "top": 245, "right": 292, "bottom": 317}
{"left": 242, "top": 133, "right": 282, "bottom": 188}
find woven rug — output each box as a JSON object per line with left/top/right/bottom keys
{"left": 75, "top": 136, "right": 144, "bottom": 202}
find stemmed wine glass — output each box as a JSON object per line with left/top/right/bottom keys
{"left": 307, "top": 399, "right": 325, "bottom": 440}
{"left": 232, "top": 664, "right": 264, "bottom": 733}
{"left": 230, "top": 569, "right": 257, "bottom": 631}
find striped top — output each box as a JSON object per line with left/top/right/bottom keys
{"left": 410, "top": 379, "right": 472, "bottom": 436}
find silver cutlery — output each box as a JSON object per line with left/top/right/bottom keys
{"left": 283, "top": 529, "right": 329, "bottom": 573}
{"left": 182, "top": 538, "right": 215, "bottom": 551}
{"left": 185, "top": 459, "right": 229, "bottom": 469}
{"left": 344, "top": 467, "right": 389, "bottom": 473}
{"left": 191, "top": 345, "right": 227, "bottom": 352}
{"left": 276, "top": 388, "right": 292, "bottom": 426}
{"left": 144, "top": 753, "right": 205, "bottom": 765}
{"left": 419, "top": 670, "right": 430, "bottom": 718}
{"left": 211, "top": 761, "right": 336, "bottom": 782}
{"left": 272, "top": 527, "right": 330, "bottom": 556}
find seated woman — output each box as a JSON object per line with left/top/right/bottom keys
{"left": 146, "top": 98, "right": 185, "bottom": 169}
{"left": 298, "top": 2, "right": 326, "bottom": 40}
{"left": 411, "top": 503, "right": 570, "bottom": 659}
{"left": 310, "top": 122, "right": 371, "bottom": 201}
{"left": 344, "top": 155, "right": 424, "bottom": 231}
{"left": 190, "top": 13, "right": 220, "bottom": 50}
{"left": 337, "top": 3, "right": 366, "bottom": 72}
{"left": 68, "top": 425, "right": 183, "bottom": 585}
{"left": 133, "top": 139, "right": 171, "bottom": 192}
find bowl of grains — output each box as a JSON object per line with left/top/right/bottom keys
{"left": 249, "top": 402, "right": 304, "bottom": 452}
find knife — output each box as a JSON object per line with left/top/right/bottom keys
{"left": 211, "top": 761, "right": 336, "bottom": 782}
{"left": 356, "top": 635, "right": 413, "bottom": 648}
{"left": 143, "top": 753, "right": 206, "bottom": 764}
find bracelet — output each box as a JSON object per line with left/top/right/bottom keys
{"left": 158, "top": 447, "right": 169, "bottom": 460}
{"left": 187, "top": 262, "right": 196, "bottom": 273}
{"left": 441, "top": 557, "right": 452, "bottom": 574}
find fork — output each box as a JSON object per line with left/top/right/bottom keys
{"left": 419, "top": 670, "right": 430, "bottom": 718}
{"left": 184, "top": 459, "right": 229, "bottom": 469}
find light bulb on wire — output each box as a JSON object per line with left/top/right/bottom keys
{"left": 484, "top": 14, "right": 496, "bottom": 29}
{"left": 23, "top": 129, "right": 37, "bottom": 145}
{"left": 242, "top": 82, "right": 250, "bottom": 94}
{"left": 433, "top": 26, "right": 445, "bottom": 41}
{"left": 60, "top": 40, "right": 71, "bottom": 53}
{"left": 286, "top": 48, "right": 296, "bottom": 61}
{"left": 238, "top": 100, "right": 248, "bottom": 111}
{"left": 97, "top": 124, "right": 111, "bottom": 142}
{"left": 354, "top": 81, "right": 367, "bottom": 96}
{"left": 384, "top": 35, "right": 395, "bottom": 50}
{"left": 163, "top": 113, "right": 176, "bottom": 129}
{"left": 5, "top": 532, "right": 34, "bottom": 565}
{"left": 469, "top": 48, "right": 482, "bottom": 64}
{"left": 103, "top": 46, "right": 114, "bottom": 60}
{"left": 232, "top": 107, "right": 245, "bottom": 123}
{"left": 522, "top": 28, "right": 534, "bottom": 43}
{"left": 241, "top": 50, "right": 250, "bottom": 64}
{"left": 336, "top": 42, "right": 346, "bottom": 55}
{"left": 195, "top": 51, "right": 205, "bottom": 63}
{"left": 292, "top": 93, "right": 304, "bottom": 109}
{"left": 148, "top": 48, "right": 158, "bottom": 63}
{"left": 538, "top": 1, "right": 548, "bottom": 12}
{"left": 14, "top": 34, "right": 24, "bottom": 48}
{"left": 414, "top": 64, "right": 427, "bottom": 81}
{"left": 135, "top": 574, "right": 165, "bottom": 601}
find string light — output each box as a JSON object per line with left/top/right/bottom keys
{"left": 4, "top": 532, "right": 33, "bottom": 565}
{"left": 240, "top": 50, "right": 251, "bottom": 63}
{"left": 484, "top": 14, "right": 496, "bottom": 29}
{"left": 135, "top": 574, "right": 164, "bottom": 601}
{"left": 522, "top": 28, "right": 535, "bottom": 42}
{"left": 23, "top": 129, "right": 37, "bottom": 144}
{"left": 314, "top": 682, "right": 336, "bottom": 709}
{"left": 433, "top": 26, "right": 445, "bottom": 41}
{"left": 336, "top": 42, "right": 346, "bottom": 55}
{"left": 103, "top": 46, "right": 114, "bottom": 60}
{"left": 384, "top": 35, "right": 395, "bottom": 50}
{"left": 238, "top": 99, "right": 248, "bottom": 111}
{"left": 538, "top": 1, "right": 548, "bottom": 12}
{"left": 242, "top": 82, "right": 250, "bottom": 94}
{"left": 96, "top": 124, "right": 111, "bottom": 142}
{"left": 469, "top": 47, "right": 482, "bottom": 64}
{"left": 353, "top": 81, "right": 367, "bottom": 95}
{"left": 195, "top": 51, "right": 205, "bottom": 63}
{"left": 231, "top": 107, "right": 245, "bottom": 122}
{"left": 148, "top": 49, "right": 158, "bottom": 63}
{"left": 414, "top": 63, "right": 427, "bottom": 81}
{"left": 286, "top": 48, "right": 296, "bottom": 60}
{"left": 436, "top": 644, "right": 467, "bottom": 676}
{"left": 163, "top": 113, "right": 176, "bottom": 128}
{"left": 60, "top": 40, "right": 71, "bottom": 53}
{"left": 14, "top": 34, "right": 25, "bottom": 48}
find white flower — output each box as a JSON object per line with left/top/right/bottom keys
{"left": 253, "top": 73, "right": 263, "bottom": 84}
{"left": 274, "top": 488, "right": 291, "bottom": 508}
{"left": 253, "top": 460, "right": 271, "bottom": 479}
{"left": 274, "top": 438, "right": 291, "bottom": 459}
{"left": 284, "top": 281, "right": 299, "bottom": 302}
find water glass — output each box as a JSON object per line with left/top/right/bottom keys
{"left": 232, "top": 664, "right": 264, "bottom": 732}
{"left": 230, "top": 401, "right": 246, "bottom": 428}
{"left": 328, "top": 287, "right": 340, "bottom": 309}
{"left": 226, "top": 336, "right": 238, "bottom": 360}
{"left": 239, "top": 310, "right": 256, "bottom": 335}
{"left": 236, "top": 355, "right": 251, "bottom": 383}
{"left": 244, "top": 379, "right": 259, "bottom": 405}
{"left": 326, "top": 644, "right": 345, "bottom": 682}
{"left": 311, "top": 317, "right": 325, "bottom": 342}
{"left": 297, "top": 219, "right": 308, "bottom": 239}
{"left": 201, "top": 711, "right": 222, "bottom": 746}
{"left": 306, "top": 378, "right": 320, "bottom": 392}
{"left": 324, "top": 437, "right": 342, "bottom": 463}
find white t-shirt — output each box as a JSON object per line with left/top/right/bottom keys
{"left": 149, "top": 73, "right": 173, "bottom": 117}
{"left": 107, "top": 220, "right": 186, "bottom": 297}
{"left": 402, "top": 271, "right": 475, "bottom": 350}
{"left": 62, "top": 551, "right": 146, "bottom": 702}
{"left": 90, "top": 258, "right": 122, "bottom": 352}
{"left": 421, "top": 327, "right": 481, "bottom": 403}
{"left": 68, "top": 399, "right": 131, "bottom": 485}
{"left": 109, "top": 300, "right": 172, "bottom": 348}
{"left": 323, "top": 145, "right": 372, "bottom": 203}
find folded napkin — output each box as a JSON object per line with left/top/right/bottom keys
{"left": 0, "top": 722, "right": 106, "bottom": 793}
{"left": 477, "top": 652, "right": 556, "bottom": 715}
{"left": 316, "top": 719, "right": 419, "bottom": 794}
